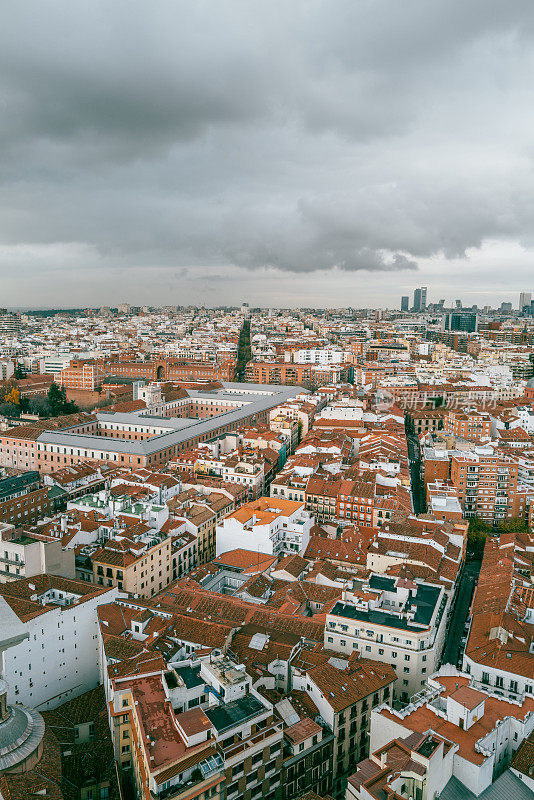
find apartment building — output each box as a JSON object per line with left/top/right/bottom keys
{"left": 444, "top": 408, "right": 492, "bottom": 440}
{"left": 325, "top": 575, "right": 450, "bottom": 701}
{"left": 365, "top": 517, "right": 466, "bottom": 590}
{"left": 0, "top": 523, "right": 74, "bottom": 582}
{"left": 426, "top": 481, "right": 463, "bottom": 521}
{"left": 0, "top": 470, "right": 51, "bottom": 526}
{"left": 281, "top": 718, "right": 334, "bottom": 800}
{"left": 201, "top": 657, "right": 284, "bottom": 800}
{"left": 0, "top": 574, "right": 118, "bottom": 709}
{"left": 304, "top": 475, "right": 398, "bottom": 529}
{"left": 346, "top": 729, "right": 456, "bottom": 800}
{"left": 107, "top": 666, "right": 225, "bottom": 800}
{"left": 0, "top": 359, "right": 14, "bottom": 381}
{"left": 245, "top": 361, "right": 350, "bottom": 387}
{"left": 369, "top": 667, "right": 534, "bottom": 797}
{"left": 269, "top": 412, "right": 300, "bottom": 454}
{"left": 216, "top": 497, "right": 313, "bottom": 558}
{"left": 450, "top": 448, "right": 519, "bottom": 521}
{"left": 422, "top": 445, "right": 451, "bottom": 486}
{"left": 303, "top": 657, "right": 396, "bottom": 796}
{"left": 169, "top": 527, "right": 198, "bottom": 580}
{"left": 169, "top": 489, "right": 222, "bottom": 564}
{"left": 92, "top": 533, "right": 172, "bottom": 597}
{"left": 194, "top": 450, "right": 266, "bottom": 500}
{"left": 177, "top": 503, "right": 216, "bottom": 564}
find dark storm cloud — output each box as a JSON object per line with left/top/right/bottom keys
{"left": 1, "top": 0, "right": 534, "bottom": 299}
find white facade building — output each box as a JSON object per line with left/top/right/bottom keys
{"left": 216, "top": 497, "right": 313, "bottom": 557}
{"left": 0, "top": 576, "right": 118, "bottom": 709}
{"left": 325, "top": 574, "right": 451, "bottom": 701}
{"left": 370, "top": 668, "right": 534, "bottom": 797}
{"left": 0, "top": 360, "right": 14, "bottom": 381}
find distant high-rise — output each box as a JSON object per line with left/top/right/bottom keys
{"left": 519, "top": 292, "right": 531, "bottom": 312}
{"left": 401, "top": 296, "right": 409, "bottom": 312}
{"left": 443, "top": 312, "right": 478, "bottom": 333}
{"left": 455, "top": 299, "right": 462, "bottom": 309}
{"left": 0, "top": 311, "right": 21, "bottom": 335}
{"left": 412, "top": 286, "right": 428, "bottom": 312}
{"left": 500, "top": 302, "right": 512, "bottom": 313}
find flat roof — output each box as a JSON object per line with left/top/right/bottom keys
{"left": 369, "top": 575, "right": 396, "bottom": 591}
{"left": 331, "top": 583, "right": 441, "bottom": 631}
{"left": 205, "top": 694, "right": 266, "bottom": 734}
{"left": 173, "top": 665, "right": 204, "bottom": 691}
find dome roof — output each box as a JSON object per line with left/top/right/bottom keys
{"left": 0, "top": 705, "right": 45, "bottom": 772}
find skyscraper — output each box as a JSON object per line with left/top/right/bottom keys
{"left": 421, "top": 286, "right": 428, "bottom": 310}
{"left": 519, "top": 292, "right": 531, "bottom": 312}
{"left": 413, "top": 288, "right": 422, "bottom": 312}
{"left": 401, "top": 296, "right": 409, "bottom": 312}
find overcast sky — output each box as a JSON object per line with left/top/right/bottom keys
{"left": 2, "top": 1, "right": 534, "bottom": 308}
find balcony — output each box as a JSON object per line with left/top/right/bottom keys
{"left": 218, "top": 722, "right": 283, "bottom": 762}
{"left": 0, "top": 555, "right": 25, "bottom": 566}
{"left": 0, "top": 567, "right": 23, "bottom": 578}
{"left": 154, "top": 752, "right": 224, "bottom": 800}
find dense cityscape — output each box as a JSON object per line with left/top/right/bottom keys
{"left": 0, "top": 295, "right": 533, "bottom": 800}
{"left": 3, "top": 2, "right": 534, "bottom": 800}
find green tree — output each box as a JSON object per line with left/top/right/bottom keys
{"left": 495, "top": 517, "right": 529, "bottom": 533}
{"left": 47, "top": 382, "right": 67, "bottom": 415}
{"left": 46, "top": 382, "right": 79, "bottom": 417}
{"left": 467, "top": 516, "right": 491, "bottom": 559}
{"left": 0, "top": 401, "right": 21, "bottom": 419}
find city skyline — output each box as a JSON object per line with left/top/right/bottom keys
{"left": 3, "top": 281, "right": 534, "bottom": 312}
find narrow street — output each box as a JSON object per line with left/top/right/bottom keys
{"left": 407, "top": 433, "right": 425, "bottom": 514}
{"left": 441, "top": 560, "right": 481, "bottom": 668}
{"left": 234, "top": 318, "right": 251, "bottom": 381}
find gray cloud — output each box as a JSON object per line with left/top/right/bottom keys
{"left": 1, "top": 1, "right": 534, "bottom": 303}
